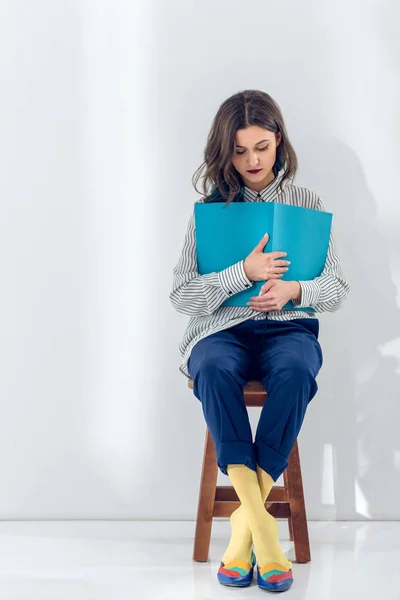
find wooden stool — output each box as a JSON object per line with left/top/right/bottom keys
{"left": 188, "top": 379, "right": 311, "bottom": 564}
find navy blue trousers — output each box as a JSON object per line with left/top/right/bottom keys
{"left": 188, "top": 319, "right": 323, "bottom": 481}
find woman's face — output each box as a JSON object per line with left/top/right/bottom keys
{"left": 231, "top": 125, "right": 281, "bottom": 191}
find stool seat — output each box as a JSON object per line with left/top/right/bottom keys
{"left": 188, "top": 378, "right": 311, "bottom": 564}
{"left": 188, "top": 379, "right": 267, "bottom": 406}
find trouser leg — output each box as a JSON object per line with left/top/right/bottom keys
{"left": 188, "top": 324, "right": 256, "bottom": 475}
{"left": 254, "top": 319, "right": 323, "bottom": 481}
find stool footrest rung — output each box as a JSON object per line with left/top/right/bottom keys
{"left": 213, "top": 501, "right": 291, "bottom": 519}
{"left": 215, "top": 485, "right": 287, "bottom": 503}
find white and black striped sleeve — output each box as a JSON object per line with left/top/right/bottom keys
{"left": 292, "top": 197, "right": 350, "bottom": 312}
{"left": 169, "top": 210, "right": 253, "bottom": 316}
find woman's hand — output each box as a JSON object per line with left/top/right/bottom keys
{"left": 243, "top": 233, "right": 290, "bottom": 281}
{"left": 247, "top": 280, "right": 301, "bottom": 312}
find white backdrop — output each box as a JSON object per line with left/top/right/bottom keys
{"left": 0, "top": 0, "right": 399, "bottom": 521}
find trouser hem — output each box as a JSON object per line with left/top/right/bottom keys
{"left": 255, "top": 441, "right": 289, "bottom": 482}
{"left": 218, "top": 441, "right": 257, "bottom": 476}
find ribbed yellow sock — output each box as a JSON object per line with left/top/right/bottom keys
{"left": 221, "top": 464, "right": 275, "bottom": 564}
{"left": 226, "top": 464, "right": 292, "bottom": 570}
{"left": 221, "top": 503, "right": 253, "bottom": 565}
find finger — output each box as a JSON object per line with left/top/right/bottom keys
{"left": 250, "top": 295, "right": 268, "bottom": 304}
{"left": 255, "top": 293, "right": 277, "bottom": 303}
{"left": 272, "top": 260, "right": 291, "bottom": 267}
{"left": 249, "top": 295, "right": 262, "bottom": 303}
{"left": 248, "top": 303, "right": 277, "bottom": 313}
{"left": 260, "top": 280, "right": 277, "bottom": 295}
{"left": 248, "top": 300, "right": 278, "bottom": 311}
{"left": 269, "top": 251, "right": 288, "bottom": 259}
{"left": 247, "top": 302, "right": 263, "bottom": 312}
{"left": 253, "top": 289, "right": 278, "bottom": 302}
{"left": 254, "top": 233, "right": 270, "bottom": 252}
{"left": 250, "top": 292, "right": 276, "bottom": 305}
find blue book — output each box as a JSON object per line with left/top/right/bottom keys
{"left": 194, "top": 202, "right": 332, "bottom": 309}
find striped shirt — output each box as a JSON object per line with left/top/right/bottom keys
{"left": 170, "top": 173, "right": 350, "bottom": 378}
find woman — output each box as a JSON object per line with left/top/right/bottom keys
{"left": 169, "top": 90, "right": 350, "bottom": 592}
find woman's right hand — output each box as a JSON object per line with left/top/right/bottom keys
{"left": 243, "top": 233, "right": 290, "bottom": 282}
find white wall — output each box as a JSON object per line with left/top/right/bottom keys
{"left": 0, "top": 0, "right": 399, "bottom": 521}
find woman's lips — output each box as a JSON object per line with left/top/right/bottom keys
{"left": 247, "top": 169, "right": 262, "bottom": 174}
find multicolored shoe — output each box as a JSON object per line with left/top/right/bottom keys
{"left": 257, "top": 562, "right": 294, "bottom": 592}
{"left": 217, "top": 550, "right": 256, "bottom": 587}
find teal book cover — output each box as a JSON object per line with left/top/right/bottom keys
{"left": 194, "top": 202, "right": 332, "bottom": 309}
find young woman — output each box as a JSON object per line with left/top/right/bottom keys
{"left": 170, "top": 90, "right": 350, "bottom": 592}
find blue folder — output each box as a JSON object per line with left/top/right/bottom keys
{"left": 194, "top": 202, "right": 332, "bottom": 309}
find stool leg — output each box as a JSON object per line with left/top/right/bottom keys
{"left": 283, "top": 469, "right": 294, "bottom": 541}
{"left": 193, "top": 429, "right": 218, "bottom": 562}
{"left": 286, "top": 440, "right": 311, "bottom": 563}
{"left": 288, "top": 517, "right": 294, "bottom": 542}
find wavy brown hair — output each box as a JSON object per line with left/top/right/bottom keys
{"left": 192, "top": 90, "right": 298, "bottom": 204}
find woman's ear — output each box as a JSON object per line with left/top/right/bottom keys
{"left": 276, "top": 132, "right": 282, "bottom": 146}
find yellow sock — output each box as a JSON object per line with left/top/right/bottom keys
{"left": 227, "top": 464, "right": 292, "bottom": 570}
{"left": 221, "top": 503, "right": 253, "bottom": 565}
{"left": 221, "top": 464, "right": 275, "bottom": 565}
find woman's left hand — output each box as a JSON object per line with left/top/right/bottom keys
{"left": 247, "top": 280, "right": 301, "bottom": 312}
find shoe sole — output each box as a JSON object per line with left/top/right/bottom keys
{"left": 218, "top": 572, "right": 254, "bottom": 587}
{"left": 257, "top": 567, "right": 293, "bottom": 592}
{"left": 219, "top": 580, "right": 252, "bottom": 587}
{"left": 257, "top": 578, "right": 293, "bottom": 592}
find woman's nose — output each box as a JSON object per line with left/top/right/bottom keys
{"left": 247, "top": 153, "right": 260, "bottom": 167}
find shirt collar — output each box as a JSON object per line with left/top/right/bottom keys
{"left": 242, "top": 171, "right": 284, "bottom": 203}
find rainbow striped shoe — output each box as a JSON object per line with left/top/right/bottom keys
{"left": 217, "top": 550, "right": 256, "bottom": 587}
{"left": 257, "top": 562, "right": 294, "bottom": 592}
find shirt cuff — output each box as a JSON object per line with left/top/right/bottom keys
{"left": 218, "top": 260, "right": 253, "bottom": 297}
{"left": 292, "top": 280, "right": 321, "bottom": 308}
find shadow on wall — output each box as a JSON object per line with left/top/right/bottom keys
{"left": 153, "top": 0, "right": 400, "bottom": 521}
{"left": 299, "top": 136, "right": 400, "bottom": 520}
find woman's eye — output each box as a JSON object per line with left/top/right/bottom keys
{"left": 235, "top": 146, "right": 269, "bottom": 155}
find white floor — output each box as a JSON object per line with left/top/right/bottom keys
{"left": 0, "top": 520, "right": 398, "bottom": 599}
